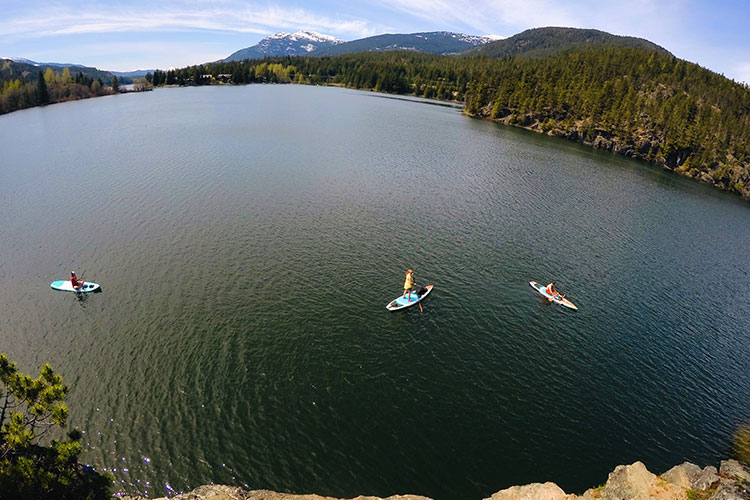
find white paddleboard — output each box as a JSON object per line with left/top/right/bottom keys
{"left": 51, "top": 280, "right": 101, "bottom": 293}
{"left": 386, "top": 285, "right": 434, "bottom": 311}
{"left": 529, "top": 281, "right": 577, "bottom": 310}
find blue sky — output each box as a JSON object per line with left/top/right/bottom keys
{"left": 1, "top": 0, "right": 749, "bottom": 83}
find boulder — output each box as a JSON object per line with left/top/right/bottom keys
{"left": 707, "top": 481, "right": 750, "bottom": 500}
{"left": 662, "top": 463, "right": 701, "bottom": 489}
{"left": 579, "top": 462, "right": 685, "bottom": 500}
{"left": 662, "top": 463, "right": 720, "bottom": 490}
{"left": 636, "top": 139, "right": 652, "bottom": 154}
{"left": 719, "top": 460, "right": 750, "bottom": 482}
{"left": 484, "top": 482, "right": 575, "bottom": 500}
{"left": 592, "top": 135, "right": 613, "bottom": 150}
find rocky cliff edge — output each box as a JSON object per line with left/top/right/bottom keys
{"left": 120, "top": 459, "right": 749, "bottom": 500}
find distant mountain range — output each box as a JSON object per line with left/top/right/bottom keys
{"left": 222, "top": 27, "right": 668, "bottom": 63}
{"left": 110, "top": 69, "right": 157, "bottom": 79}
{"left": 309, "top": 31, "right": 501, "bottom": 57}
{"left": 224, "top": 30, "right": 502, "bottom": 61}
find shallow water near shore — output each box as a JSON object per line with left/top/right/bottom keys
{"left": 1, "top": 85, "right": 749, "bottom": 500}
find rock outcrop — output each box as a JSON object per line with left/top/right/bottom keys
{"left": 661, "top": 462, "right": 719, "bottom": 490}
{"left": 119, "top": 485, "right": 431, "bottom": 500}
{"left": 485, "top": 482, "right": 575, "bottom": 500}
{"left": 119, "top": 460, "right": 750, "bottom": 500}
{"left": 578, "top": 461, "right": 685, "bottom": 500}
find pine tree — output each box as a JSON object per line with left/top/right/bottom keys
{"left": 36, "top": 72, "right": 49, "bottom": 105}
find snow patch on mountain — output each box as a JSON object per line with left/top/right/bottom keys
{"left": 3, "top": 57, "right": 38, "bottom": 64}
{"left": 267, "top": 31, "right": 344, "bottom": 45}
{"left": 451, "top": 33, "right": 505, "bottom": 45}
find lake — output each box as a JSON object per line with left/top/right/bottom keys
{"left": 1, "top": 85, "right": 748, "bottom": 500}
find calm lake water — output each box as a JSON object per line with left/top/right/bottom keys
{"left": 1, "top": 85, "right": 749, "bottom": 500}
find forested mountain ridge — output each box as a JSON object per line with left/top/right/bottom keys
{"left": 1, "top": 58, "right": 127, "bottom": 83}
{"left": 224, "top": 31, "right": 344, "bottom": 61}
{"left": 1, "top": 59, "right": 119, "bottom": 114}
{"left": 153, "top": 39, "right": 750, "bottom": 199}
{"left": 308, "top": 31, "right": 497, "bottom": 57}
{"left": 470, "top": 26, "right": 670, "bottom": 59}
{"left": 461, "top": 47, "right": 750, "bottom": 197}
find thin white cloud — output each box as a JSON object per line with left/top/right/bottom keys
{"left": 482, "top": 0, "right": 580, "bottom": 30}
{"left": 78, "top": 41, "right": 229, "bottom": 70}
{"left": 377, "top": 0, "right": 688, "bottom": 40}
{"left": 232, "top": 6, "right": 378, "bottom": 37}
{"left": 0, "top": 4, "right": 378, "bottom": 40}
{"left": 378, "top": 0, "right": 579, "bottom": 35}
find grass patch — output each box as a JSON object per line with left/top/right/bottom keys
{"left": 589, "top": 484, "right": 606, "bottom": 498}
{"left": 687, "top": 488, "right": 715, "bottom": 500}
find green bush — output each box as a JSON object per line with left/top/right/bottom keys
{"left": 0, "top": 353, "right": 112, "bottom": 500}
{"left": 732, "top": 424, "right": 750, "bottom": 464}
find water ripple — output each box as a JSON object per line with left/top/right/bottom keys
{"left": 0, "top": 86, "right": 749, "bottom": 500}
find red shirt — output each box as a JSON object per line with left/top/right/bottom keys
{"left": 71, "top": 276, "right": 80, "bottom": 287}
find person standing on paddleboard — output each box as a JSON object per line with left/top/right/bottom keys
{"left": 403, "top": 269, "right": 415, "bottom": 298}
{"left": 70, "top": 271, "right": 84, "bottom": 291}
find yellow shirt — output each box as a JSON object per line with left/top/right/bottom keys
{"left": 404, "top": 273, "right": 414, "bottom": 290}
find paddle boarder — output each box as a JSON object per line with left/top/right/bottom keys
{"left": 403, "top": 269, "right": 415, "bottom": 298}
{"left": 70, "top": 271, "right": 84, "bottom": 291}
{"left": 545, "top": 282, "right": 559, "bottom": 298}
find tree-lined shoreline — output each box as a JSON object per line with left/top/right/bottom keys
{"left": 4, "top": 32, "right": 750, "bottom": 200}
{"left": 0, "top": 60, "right": 153, "bottom": 115}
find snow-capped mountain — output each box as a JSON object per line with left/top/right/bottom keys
{"left": 307, "top": 31, "right": 501, "bottom": 57}
{"left": 225, "top": 31, "right": 345, "bottom": 61}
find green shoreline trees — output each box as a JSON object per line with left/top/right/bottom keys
{"left": 0, "top": 353, "right": 111, "bottom": 500}
{"left": 0, "top": 62, "right": 118, "bottom": 115}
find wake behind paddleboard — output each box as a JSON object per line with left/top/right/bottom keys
{"left": 386, "top": 285, "right": 434, "bottom": 311}
{"left": 51, "top": 280, "right": 101, "bottom": 293}
{"left": 529, "top": 281, "right": 577, "bottom": 310}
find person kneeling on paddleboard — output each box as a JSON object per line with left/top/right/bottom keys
{"left": 545, "top": 282, "right": 559, "bottom": 298}
{"left": 70, "top": 271, "right": 84, "bottom": 291}
{"left": 403, "top": 269, "right": 415, "bottom": 298}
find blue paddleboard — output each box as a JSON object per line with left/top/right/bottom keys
{"left": 51, "top": 280, "right": 101, "bottom": 293}
{"left": 386, "top": 285, "right": 434, "bottom": 311}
